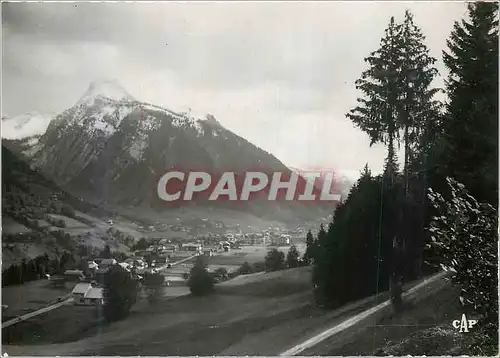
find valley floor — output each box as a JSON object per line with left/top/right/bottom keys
{"left": 2, "top": 267, "right": 466, "bottom": 356}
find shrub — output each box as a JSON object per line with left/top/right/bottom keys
{"left": 60, "top": 204, "right": 75, "bottom": 218}
{"left": 214, "top": 267, "right": 229, "bottom": 281}
{"left": 428, "top": 178, "right": 498, "bottom": 354}
{"left": 49, "top": 201, "right": 61, "bottom": 214}
{"left": 252, "top": 261, "right": 266, "bottom": 272}
{"left": 238, "top": 261, "right": 253, "bottom": 275}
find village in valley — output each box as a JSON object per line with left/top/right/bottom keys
{"left": 58, "top": 224, "right": 303, "bottom": 307}
{"left": 3, "top": 211, "right": 312, "bottom": 314}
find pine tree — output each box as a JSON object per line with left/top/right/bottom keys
{"left": 347, "top": 16, "right": 402, "bottom": 184}
{"left": 348, "top": 11, "right": 442, "bottom": 310}
{"left": 264, "top": 248, "right": 285, "bottom": 272}
{"left": 286, "top": 245, "right": 300, "bottom": 268}
{"left": 439, "top": 2, "right": 498, "bottom": 206}
{"left": 427, "top": 3, "right": 499, "bottom": 353}
{"left": 398, "top": 10, "right": 442, "bottom": 195}
{"left": 302, "top": 230, "right": 316, "bottom": 265}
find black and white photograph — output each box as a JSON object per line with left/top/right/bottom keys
{"left": 1, "top": 1, "right": 498, "bottom": 356}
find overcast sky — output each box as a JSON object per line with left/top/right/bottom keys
{"left": 2, "top": 1, "right": 468, "bottom": 179}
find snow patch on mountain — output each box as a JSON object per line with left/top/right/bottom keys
{"left": 2, "top": 112, "right": 54, "bottom": 139}
{"left": 140, "top": 103, "right": 204, "bottom": 136}
{"left": 137, "top": 114, "right": 160, "bottom": 133}
{"left": 129, "top": 137, "right": 149, "bottom": 161}
{"left": 91, "top": 107, "right": 116, "bottom": 136}
{"left": 92, "top": 104, "right": 136, "bottom": 137}
{"left": 59, "top": 101, "right": 136, "bottom": 137}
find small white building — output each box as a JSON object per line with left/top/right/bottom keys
{"left": 182, "top": 243, "right": 202, "bottom": 252}
{"left": 99, "top": 258, "right": 117, "bottom": 268}
{"left": 84, "top": 287, "right": 104, "bottom": 306}
{"left": 85, "top": 287, "right": 104, "bottom": 306}
{"left": 72, "top": 282, "right": 92, "bottom": 305}
{"left": 118, "top": 262, "right": 131, "bottom": 271}
{"left": 271, "top": 235, "right": 290, "bottom": 246}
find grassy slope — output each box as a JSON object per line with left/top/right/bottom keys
{"left": 2, "top": 281, "right": 71, "bottom": 320}
{"left": 301, "top": 276, "right": 469, "bottom": 356}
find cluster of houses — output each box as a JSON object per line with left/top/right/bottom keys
{"left": 49, "top": 258, "right": 117, "bottom": 287}
{"left": 71, "top": 282, "right": 104, "bottom": 306}
{"left": 57, "top": 259, "right": 118, "bottom": 306}
{"left": 141, "top": 238, "right": 235, "bottom": 259}
{"left": 60, "top": 228, "right": 300, "bottom": 307}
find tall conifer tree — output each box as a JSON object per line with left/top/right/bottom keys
{"left": 439, "top": 2, "right": 498, "bottom": 206}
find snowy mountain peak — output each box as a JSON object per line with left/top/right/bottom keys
{"left": 77, "top": 79, "right": 135, "bottom": 106}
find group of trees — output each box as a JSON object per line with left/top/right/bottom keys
{"left": 2, "top": 252, "right": 77, "bottom": 286}
{"left": 107, "top": 227, "right": 135, "bottom": 248}
{"left": 264, "top": 246, "right": 302, "bottom": 271}
{"left": 307, "top": 3, "right": 497, "bottom": 354}
{"left": 131, "top": 237, "right": 149, "bottom": 251}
